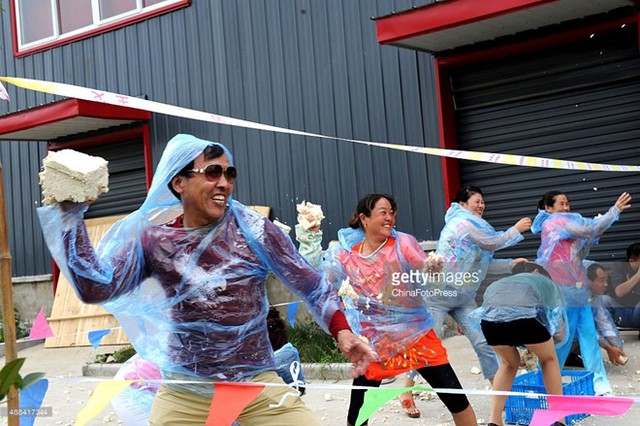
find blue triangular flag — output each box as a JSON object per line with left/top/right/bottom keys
{"left": 19, "top": 378, "right": 49, "bottom": 426}
{"left": 286, "top": 301, "right": 301, "bottom": 328}
{"left": 88, "top": 328, "right": 112, "bottom": 349}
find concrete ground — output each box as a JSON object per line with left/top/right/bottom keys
{"left": 2, "top": 331, "right": 640, "bottom": 425}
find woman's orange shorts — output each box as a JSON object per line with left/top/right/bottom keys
{"left": 365, "top": 329, "right": 449, "bottom": 381}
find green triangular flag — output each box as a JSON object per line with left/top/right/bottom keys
{"left": 355, "top": 385, "right": 435, "bottom": 426}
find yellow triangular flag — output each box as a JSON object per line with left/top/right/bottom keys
{"left": 75, "top": 380, "right": 133, "bottom": 426}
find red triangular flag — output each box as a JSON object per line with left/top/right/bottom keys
{"left": 205, "top": 382, "right": 264, "bottom": 426}
{"left": 29, "top": 307, "right": 54, "bottom": 340}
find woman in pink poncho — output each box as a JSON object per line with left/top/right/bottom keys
{"left": 532, "top": 190, "right": 631, "bottom": 395}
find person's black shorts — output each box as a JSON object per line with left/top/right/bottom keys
{"left": 481, "top": 317, "right": 551, "bottom": 346}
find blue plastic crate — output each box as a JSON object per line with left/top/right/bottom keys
{"left": 504, "top": 369, "right": 595, "bottom": 425}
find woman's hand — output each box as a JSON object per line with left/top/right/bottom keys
{"left": 604, "top": 345, "right": 627, "bottom": 366}
{"left": 59, "top": 200, "right": 92, "bottom": 212}
{"left": 514, "top": 217, "right": 532, "bottom": 233}
{"left": 336, "top": 330, "right": 377, "bottom": 378}
{"left": 614, "top": 192, "right": 632, "bottom": 213}
{"left": 424, "top": 252, "right": 443, "bottom": 273}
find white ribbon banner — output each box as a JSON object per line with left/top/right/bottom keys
{"left": 1, "top": 76, "right": 639, "bottom": 172}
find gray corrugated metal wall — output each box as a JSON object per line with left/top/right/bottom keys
{"left": 0, "top": 0, "right": 445, "bottom": 277}
{"left": 0, "top": 141, "right": 49, "bottom": 276}
{"left": 452, "top": 25, "right": 640, "bottom": 262}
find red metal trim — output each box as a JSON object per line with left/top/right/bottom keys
{"left": 142, "top": 125, "right": 153, "bottom": 189}
{"left": 0, "top": 99, "right": 80, "bottom": 134}
{"left": 376, "top": 0, "right": 555, "bottom": 45}
{"left": 10, "top": 0, "right": 19, "bottom": 58}
{"left": 434, "top": 61, "right": 459, "bottom": 207}
{"left": 13, "top": 0, "right": 191, "bottom": 58}
{"left": 0, "top": 98, "right": 150, "bottom": 137}
{"left": 76, "top": 99, "right": 152, "bottom": 120}
{"left": 439, "top": 15, "right": 637, "bottom": 68}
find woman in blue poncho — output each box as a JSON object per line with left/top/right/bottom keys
{"left": 401, "top": 186, "right": 530, "bottom": 414}
{"left": 532, "top": 190, "right": 631, "bottom": 395}
{"left": 474, "top": 262, "right": 568, "bottom": 426}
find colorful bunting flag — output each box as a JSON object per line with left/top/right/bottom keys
{"left": 356, "top": 387, "right": 416, "bottom": 426}
{"left": 206, "top": 383, "right": 264, "bottom": 426}
{"left": 28, "top": 307, "right": 54, "bottom": 340}
{"left": 286, "top": 301, "right": 301, "bottom": 328}
{"left": 88, "top": 328, "right": 112, "bottom": 349}
{"left": 19, "top": 378, "right": 49, "bottom": 426}
{"left": 75, "top": 380, "right": 132, "bottom": 426}
{"left": 530, "top": 394, "right": 634, "bottom": 425}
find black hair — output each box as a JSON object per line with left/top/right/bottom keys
{"left": 587, "top": 263, "right": 605, "bottom": 282}
{"left": 168, "top": 144, "right": 226, "bottom": 199}
{"left": 452, "top": 186, "right": 483, "bottom": 204}
{"left": 267, "top": 307, "right": 288, "bottom": 351}
{"left": 627, "top": 243, "right": 640, "bottom": 261}
{"left": 537, "top": 190, "right": 565, "bottom": 211}
{"left": 348, "top": 193, "right": 397, "bottom": 229}
{"left": 512, "top": 262, "right": 551, "bottom": 278}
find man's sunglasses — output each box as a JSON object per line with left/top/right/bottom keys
{"left": 189, "top": 164, "right": 237, "bottom": 183}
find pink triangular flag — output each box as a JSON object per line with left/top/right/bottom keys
{"left": 29, "top": 307, "right": 54, "bottom": 340}
{"left": 205, "top": 383, "right": 264, "bottom": 426}
{"left": 530, "top": 394, "right": 634, "bottom": 425}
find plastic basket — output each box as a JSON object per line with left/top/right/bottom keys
{"left": 504, "top": 369, "right": 595, "bottom": 425}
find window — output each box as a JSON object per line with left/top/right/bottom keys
{"left": 98, "top": 0, "right": 138, "bottom": 20}
{"left": 13, "top": 0, "right": 190, "bottom": 55}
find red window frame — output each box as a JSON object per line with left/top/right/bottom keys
{"left": 11, "top": 0, "right": 191, "bottom": 58}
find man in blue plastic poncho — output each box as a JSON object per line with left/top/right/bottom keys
{"left": 37, "top": 134, "right": 375, "bottom": 426}
{"left": 586, "top": 262, "right": 626, "bottom": 366}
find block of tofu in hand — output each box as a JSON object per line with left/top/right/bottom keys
{"left": 39, "top": 149, "right": 109, "bottom": 205}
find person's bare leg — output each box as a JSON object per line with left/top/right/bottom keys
{"left": 487, "top": 345, "right": 520, "bottom": 426}
{"left": 451, "top": 405, "right": 478, "bottom": 425}
{"left": 526, "top": 339, "right": 565, "bottom": 424}
{"left": 401, "top": 375, "right": 415, "bottom": 396}
{"left": 399, "top": 376, "right": 419, "bottom": 417}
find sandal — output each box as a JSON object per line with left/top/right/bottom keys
{"left": 399, "top": 393, "right": 421, "bottom": 418}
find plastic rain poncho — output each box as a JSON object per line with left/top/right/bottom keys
{"left": 323, "top": 227, "right": 434, "bottom": 361}
{"left": 531, "top": 206, "right": 620, "bottom": 305}
{"left": 470, "top": 273, "right": 569, "bottom": 347}
{"left": 37, "top": 134, "right": 343, "bottom": 396}
{"left": 430, "top": 203, "right": 523, "bottom": 305}
{"left": 295, "top": 225, "right": 323, "bottom": 269}
{"left": 591, "top": 295, "right": 624, "bottom": 349}
{"left": 273, "top": 342, "right": 306, "bottom": 387}
{"left": 111, "top": 355, "right": 160, "bottom": 426}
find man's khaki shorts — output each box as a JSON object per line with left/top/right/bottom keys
{"left": 148, "top": 370, "right": 320, "bottom": 426}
